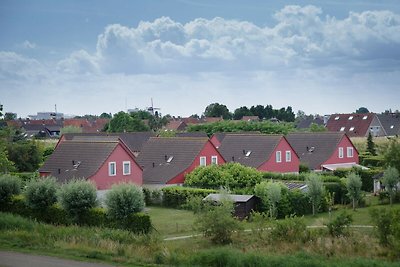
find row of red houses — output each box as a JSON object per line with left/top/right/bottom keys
{"left": 39, "top": 132, "right": 360, "bottom": 190}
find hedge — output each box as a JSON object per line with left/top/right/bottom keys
{"left": 332, "top": 168, "right": 380, "bottom": 192}
{"left": 0, "top": 195, "right": 152, "bottom": 234}
{"left": 162, "top": 186, "right": 217, "bottom": 208}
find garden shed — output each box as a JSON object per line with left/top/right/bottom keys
{"left": 203, "top": 194, "right": 259, "bottom": 219}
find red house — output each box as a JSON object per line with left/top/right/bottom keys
{"left": 326, "top": 113, "right": 384, "bottom": 137}
{"left": 286, "top": 132, "right": 360, "bottom": 171}
{"left": 39, "top": 136, "right": 142, "bottom": 190}
{"left": 136, "top": 137, "right": 225, "bottom": 186}
{"left": 218, "top": 134, "right": 299, "bottom": 173}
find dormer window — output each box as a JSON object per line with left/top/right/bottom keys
{"left": 335, "top": 116, "right": 340, "bottom": 120}
{"left": 245, "top": 151, "right": 252, "bottom": 157}
{"left": 363, "top": 115, "right": 368, "bottom": 120}
{"left": 348, "top": 116, "right": 353, "bottom": 120}
{"left": 340, "top": 127, "right": 345, "bottom": 131}
{"left": 390, "top": 125, "right": 394, "bottom": 129}
{"left": 349, "top": 127, "right": 355, "bottom": 131}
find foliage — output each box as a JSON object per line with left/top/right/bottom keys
{"left": 233, "top": 104, "right": 295, "bottom": 122}
{"left": 99, "top": 112, "right": 112, "bottom": 119}
{"left": 384, "top": 139, "right": 400, "bottom": 172}
{"left": 254, "top": 181, "right": 282, "bottom": 218}
{"left": 0, "top": 141, "right": 15, "bottom": 173}
{"left": 7, "top": 140, "right": 42, "bottom": 172}
{"left": 309, "top": 122, "right": 327, "bottom": 132}
{"left": 356, "top": 107, "right": 369, "bottom": 113}
{"left": 105, "top": 183, "right": 145, "bottom": 222}
{"left": 143, "top": 187, "right": 162, "bottom": 206}
{"left": 299, "top": 163, "right": 310, "bottom": 173}
{"left": 185, "top": 163, "right": 262, "bottom": 192}
{"left": 161, "top": 186, "right": 217, "bottom": 208}
{"left": 108, "top": 111, "right": 150, "bottom": 132}
{"left": 233, "top": 106, "right": 252, "bottom": 120}
{"left": 346, "top": 173, "right": 363, "bottom": 210}
{"left": 306, "top": 173, "right": 324, "bottom": 215}
{"left": 60, "top": 125, "right": 82, "bottom": 134}
{"left": 359, "top": 153, "right": 385, "bottom": 168}
{"left": 0, "top": 174, "right": 21, "bottom": 204}
{"left": 42, "top": 146, "right": 54, "bottom": 161}
{"left": 370, "top": 207, "right": 400, "bottom": 251}
{"left": 187, "top": 120, "right": 295, "bottom": 136}
{"left": 324, "top": 182, "right": 347, "bottom": 205}
{"left": 270, "top": 215, "right": 307, "bottom": 242}
{"left": 326, "top": 211, "right": 353, "bottom": 237}
{"left": 194, "top": 193, "right": 241, "bottom": 244}
{"left": 24, "top": 176, "right": 58, "bottom": 210}
{"left": 204, "top": 102, "right": 232, "bottom": 119}
{"left": 367, "top": 132, "right": 377, "bottom": 156}
{"left": 58, "top": 179, "right": 97, "bottom": 224}
{"left": 382, "top": 167, "right": 400, "bottom": 205}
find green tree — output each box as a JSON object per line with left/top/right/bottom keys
{"left": 250, "top": 105, "right": 266, "bottom": 119}
{"left": 367, "top": 132, "right": 377, "bottom": 156}
{"left": 7, "top": 141, "right": 42, "bottom": 172}
{"left": 309, "top": 123, "right": 327, "bottom": 132}
{"left": 60, "top": 125, "right": 82, "bottom": 134}
{"left": 254, "top": 181, "right": 282, "bottom": 218}
{"left": 382, "top": 167, "right": 399, "bottom": 205}
{"left": 99, "top": 112, "right": 112, "bottom": 119}
{"left": 0, "top": 141, "right": 15, "bottom": 173}
{"left": 233, "top": 106, "right": 252, "bottom": 120}
{"left": 306, "top": 173, "right": 324, "bottom": 216}
{"left": 384, "top": 140, "right": 400, "bottom": 172}
{"left": 356, "top": 107, "right": 369, "bottom": 114}
{"left": 24, "top": 176, "right": 58, "bottom": 210}
{"left": 4, "top": 112, "right": 17, "bottom": 121}
{"left": 204, "top": 103, "right": 232, "bottom": 119}
{"left": 346, "top": 173, "right": 363, "bottom": 210}
{"left": 0, "top": 174, "right": 21, "bottom": 204}
{"left": 108, "top": 111, "right": 150, "bottom": 132}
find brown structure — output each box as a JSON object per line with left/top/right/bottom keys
{"left": 203, "top": 193, "right": 259, "bottom": 219}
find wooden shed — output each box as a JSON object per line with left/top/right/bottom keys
{"left": 203, "top": 193, "right": 259, "bottom": 220}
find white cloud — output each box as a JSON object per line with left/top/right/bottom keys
{"left": 21, "top": 40, "right": 37, "bottom": 49}
{"left": 0, "top": 51, "right": 46, "bottom": 81}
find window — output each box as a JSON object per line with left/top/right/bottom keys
{"left": 109, "top": 162, "right": 116, "bottom": 176}
{"left": 334, "top": 116, "right": 340, "bottom": 120}
{"left": 348, "top": 116, "right": 353, "bottom": 120}
{"left": 340, "top": 127, "right": 345, "bottom": 131}
{"left": 166, "top": 156, "right": 174, "bottom": 163}
{"left": 211, "top": 156, "right": 218, "bottom": 164}
{"left": 363, "top": 115, "right": 368, "bottom": 120}
{"left": 123, "top": 161, "right": 131, "bottom": 175}
{"left": 245, "top": 151, "right": 252, "bottom": 157}
{"left": 338, "top": 147, "right": 344, "bottom": 158}
{"left": 200, "top": 156, "right": 206, "bottom": 166}
{"left": 276, "top": 151, "right": 282, "bottom": 163}
{"left": 285, "top": 151, "right": 291, "bottom": 162}
{"left": 390, "top": 125, "right": 394, "bottom": 129}
{"left": 347, "top": 147, "right": 354, "bottom": 158}
{"left": 349, "top": 127, "right": 355, "bottom": 131}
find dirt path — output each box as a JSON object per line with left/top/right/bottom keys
{"left": 0, "top": 251, "right": 117, "bottom": 267}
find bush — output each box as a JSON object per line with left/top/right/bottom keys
{"left": 271, "top": 215, "right": 307, "bottom": 242}
{"left": 105, "top": 183, "right": 145, "bottom": 222}
{"left": 324, "top": 182, "right": 347, "bottom": 204}
{"left": 24, "top": 176, "right": 58, "bottom": 210}
{"left": 370, "top": 207, "right": 400, "bottom": 248}
{"left": 299, "top": 163, "right": 310, "bottom": 173}
{"left": 0, "top": 174, "right": 21, "bottom": 204}
{"left": 143, "top": 187, "right": 162, "bottom": 206}
{"left": 58, "top": 179, "right": 97, "bottom": 224}
{"left": 125, "top": 212, "right": 152, "bottom": 234}
{"left": 326, "top": 211, "right": 353, "bottom": 237}
{"left": 162, "top": 186, "right": 217, "bottom": 208}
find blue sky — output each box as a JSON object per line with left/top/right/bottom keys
{"left": 1, "top": 0, "right": 400, "bottom": 118}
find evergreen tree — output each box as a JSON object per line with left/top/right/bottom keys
{"left": 367, "top": 132, "right": 377, "bottom": 156}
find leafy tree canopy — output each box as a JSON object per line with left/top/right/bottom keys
{"left": 204, "top": 103, "right": 232, "bottom": 120}
{"left": 356, "top": 107, "right": 369, "bottom": 114}
{"left": 108, "top": 111, "right": 150, "bottom": 132}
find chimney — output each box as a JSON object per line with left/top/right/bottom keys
{"left": 58, "top": 168, "right": 61, "bottom": 174}
{"left": 72, "top": 160, "right": 75, "bottom": 165}
{"left": 164, "top": 155, "right": 168, "bottom": 161}
{"left": 232, "top": 156, "right": 235, "bottom": 161}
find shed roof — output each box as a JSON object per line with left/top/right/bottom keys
{"left": 218, "top": 134, "right": 283, "bottom": 168}
{"left": 203, "top": 193, "right": 255, "bottom": 202}
{"left": 136, "top": 137, "right": 209, "bottom": 184}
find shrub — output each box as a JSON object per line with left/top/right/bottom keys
{"left": 370, "top": 208, "right": 400, "bottom": 248}
{"left": 299, "top": 163, "right": 310, "bottom": 173}
{"left": 162, "top": 186, "right": 217, "bottom": 208}
{"left": 125, "top": 212, "right": 152, "bottom": 234}
{"left": 143, "top": 187, "right": 162, "bottom": 206}
{"left": 254, "top": 181, "right": 282, "bottom": 218}
{"left": 0, "top": 174, "right": 21, "bottom": 204}
{"left": 24, "top": 176, "right": 58, "bottom": 210}
{"left": 326, "top": 211, "right": 353, "bottom": 237}
{"left": 271, "top": 215, "right": 307, "bottom": 242}
{"left": 58, "top": 179, "right": 97, "bottom": 224}
{"left": 306, "top": 173, "right": 324, "bottom": 215}
{"left": 346, "top": 173, "right": 362, "bottom": 210}
{"left": 324, "top": 182, "right": 347, "bottom": 204}
{"left": 105, "top": 183, "right": 145, "bottom": 223}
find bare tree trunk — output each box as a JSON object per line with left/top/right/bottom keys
{"left": 312, "top": 202, "right": 315, "bottom": 216}
{"left": 352, "top": 198, "right": 355, "bottom": 211}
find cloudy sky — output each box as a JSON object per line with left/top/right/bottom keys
{"left": 1, "top": 0, "right": 400, "bottom": 118}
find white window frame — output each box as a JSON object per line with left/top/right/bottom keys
{"left": 109, "top": 162, "right": 116, "bottom": 176}
{"left": 200, "top": 156, "right": 206, "bottom": 166}
{"left": 123, "top": 161, "right": 131, "bottom": 175}
{"left": 285, "top": 151, "right": 291, "bottom": 162}
{"left": 347, "top": 147, "right": 354, "bottom": 158}
{"left": 276, "top": 151, "right": 282, "bottom": 163}
{"left": 211, "top": 156, "right": 218, "bottom": 165}
{"left": 338, "top": 147, "right": 344, "bottom": 159}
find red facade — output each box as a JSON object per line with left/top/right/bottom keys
{"left": 91, "top": 144, "right": 143, "bottom": 190}
{"left": 258, "top": 137, "right": 300, "bottom": 173}
{"left": 167, "top": 141, "right": 226, "bottom": 184}
{"left": 321, "top": 135, "right": 359, "bottom": 168}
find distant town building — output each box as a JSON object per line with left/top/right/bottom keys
{"left": 28, "top": 112, "right": 64, "bottom": 120}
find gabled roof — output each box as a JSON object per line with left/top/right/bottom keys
{"left": 39, "top": 138, "right": 123, "bottom": 183}
{"left": 136, "top": 137, "right": 210, "bottom": 184}
{"left": 377, "top": 113, "right": 400, "bottom": 136}
{"left": 212, "top": 131, "right": 262, "bottom": 143}
{"left": 326, "top": 113, "right": 375, "bottom": 137}
{"left": 286, "top": 132, "right": 346, "bottom": 170}
{"left": 164, "top": 120, "right": 187, "bottom": 131}
{"left": 61, "top": 132, "right": 154, "bottom": 153}
{"left": 218, "top": 134, "right": 283, "bottom": 168}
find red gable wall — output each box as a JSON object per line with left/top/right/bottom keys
{"left": 258, "top": 137, "right": 299, "bottom": 173}
{"left": 209, "top": 135, "right": 222, "bottom": 149}
{"left": 321, "top": 135, "right": 359, "bottom": 169}
{"left": 90, "top": 144, "right": 142, "bottom": 190}
{"left": 167, "top": 141, "right": 226, "bottom": 184}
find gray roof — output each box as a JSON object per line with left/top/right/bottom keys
{"left": 62, "top": 132, "right": 154, "bottom": 152}
{"left": 377, "top": 113, "right": 400, "bottom": 136}
{"left": 286, "top": 132, "right": 345, "bottom": 170}
{"left": 283, "top": 182, "right": 308, "bottom": 192}
{"left": 136, "top": 137, "right": 209, "bottom": 184}
{"left": 212, "top": 131, "right": 262, "bottom": 143}
{"left": 39, "top": 139, "right": 121, "bottom": 183}
{"left": 203, "top": 193, "right": 255, "bottom": 202}
{"left": 218, "top": 134, "right": 283, "bottom": 168}
{"left": 296, "top": 116, "right": 324, "bottom": 129}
